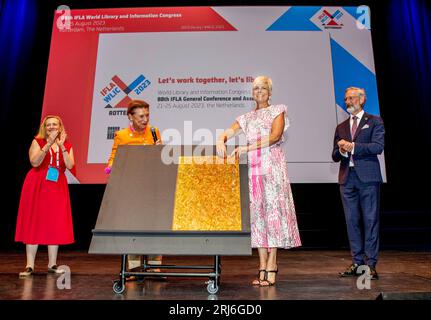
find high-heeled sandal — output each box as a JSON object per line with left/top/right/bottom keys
{"left": 252, "top": 269, "right": 266, "bottom": 286}
{"left": 48, "top": 265, "right": 65, "bottom": 274}
{"left": 260, "top": 269, "right": 278, "bottom": 286}
{"left": 19, "top": 267, "right": 34, "bottom": 278}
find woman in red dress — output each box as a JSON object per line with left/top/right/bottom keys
{"left": 15, "top": 115, "right": 75, "bottom": 277}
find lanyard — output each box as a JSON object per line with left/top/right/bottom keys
{"left": 48, "top": 147, "right": 60, "bottom": 168}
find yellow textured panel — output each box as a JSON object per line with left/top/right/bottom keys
{"left": 172, "top": 156, "right": 242, "bottom": 231}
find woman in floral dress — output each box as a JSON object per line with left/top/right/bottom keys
{"left": 217, "top": 76, "right": 301, "bottom": 286}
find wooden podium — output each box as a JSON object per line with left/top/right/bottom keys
{"left": 89, "top": 145, "right": 251, "bottom": 294}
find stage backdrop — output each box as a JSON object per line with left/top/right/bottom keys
{"left": 41, "top": 6, "right": 386, "bottom": 183}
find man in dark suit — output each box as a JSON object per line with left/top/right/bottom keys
{"left": 332, "top": 87, "right": 385, "bottom": 280}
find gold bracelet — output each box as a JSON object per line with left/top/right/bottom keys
{"left": 62, "top": 148, "right": 67, "bottom": 153}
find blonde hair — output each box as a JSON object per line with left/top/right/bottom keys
{"left": 253, "top": 76, "right": 273, "bottom": 94}
{"left": 35, "top": 115, "right": 66, "bottom": 139}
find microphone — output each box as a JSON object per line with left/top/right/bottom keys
{"left": 150, "top": 126, "right": 158, "bottom": 143}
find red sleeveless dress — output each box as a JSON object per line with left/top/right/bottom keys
{"left": 15, "top": 138, "right": 74, "bottom": 245}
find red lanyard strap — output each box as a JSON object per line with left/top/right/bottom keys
{"left": 48, "top": 148, "right": 60, "bottom": 168}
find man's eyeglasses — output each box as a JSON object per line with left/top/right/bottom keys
{"left": 344, "top": 96, "right": 360, "bottom": 102}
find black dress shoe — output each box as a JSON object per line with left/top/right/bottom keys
{"left": 339, "top": 263, "right": 360, "bottom": 277}
{"left": 369, "top": 266, "right": 379, "bottom": 280}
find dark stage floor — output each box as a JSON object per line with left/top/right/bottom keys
{"left": 1, "top": 250, "right": 431, "bottom": 300}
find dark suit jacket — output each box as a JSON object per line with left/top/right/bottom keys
{"left": 332, "top": 112, "right": 385, "bottom": 184}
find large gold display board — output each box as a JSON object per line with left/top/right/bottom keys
{"left": 172, "top": 156, "right": 242, "bottom": 231}
{"left": 90, "top": 146, "right": 250, "bottom": 256}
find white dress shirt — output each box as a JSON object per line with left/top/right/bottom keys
{"left": 341, "top": 110, "right": 364, "bottom": 166}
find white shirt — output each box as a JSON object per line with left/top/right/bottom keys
{"left": 341, "top": 109, "right": 364, "bottom": 166}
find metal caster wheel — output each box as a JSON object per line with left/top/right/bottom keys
{"left": 113, "top": 280, "right": 125, "bottom": 294}
{"left": 206, "top": 280, "right": 219, "bottom": 294}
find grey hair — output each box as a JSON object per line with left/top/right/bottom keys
{"left": 345, "top": 87, "right": 366, "bottom": 96}
{"left": 345, "top": 87, "right": 366, "bottom": 106}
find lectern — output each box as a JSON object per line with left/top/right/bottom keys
{"left": 89, "top": 145, "right": 251, "bottom": 294}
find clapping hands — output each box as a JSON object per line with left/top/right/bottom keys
{"left": 56, "top": 131, "right": 67, "bottom": 148}
{"left": 47, "top": 130, "right": 66, "bottom": 148}
{"left": 338, "top": 139, "right": 354, "bottom": 153}
{"left": 47, "top": 130, "right": 59, "bottom": 147}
